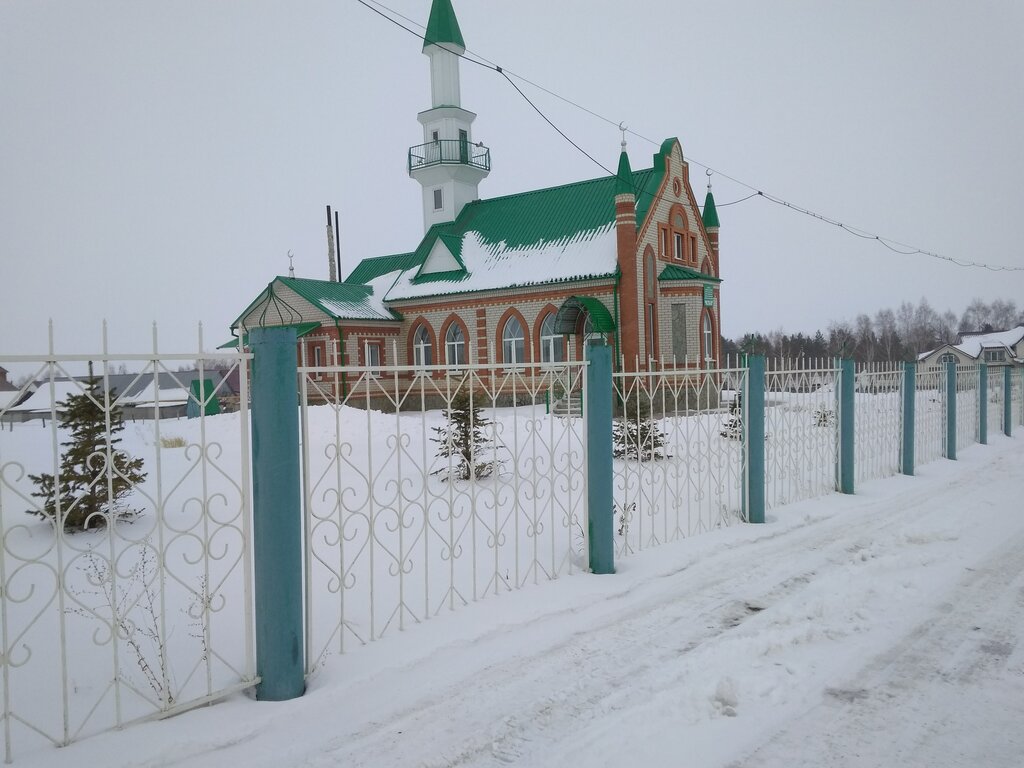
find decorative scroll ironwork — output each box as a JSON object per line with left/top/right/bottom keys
{"left": 915, "top": 365, "right": 945, "bottom": 466}
{"left": 763, "top": 359, "right": 840, "bottom": 508}
{"left": 854, "top": 363, "right": 903, "bottom": 484}
{"left": 300, "top": 357, "right": 587, "bottom": 671}
{"left": 955, "top": 363, "right": 980, "bottom": 452}
{"left": 0, "top": 325, "right": 254, "bottom": 763}
{"left": 611, "top": 364, "right": 747, "bottom": 559}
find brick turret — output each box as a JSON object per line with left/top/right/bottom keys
{"left": 614, "top": 145, "right": 640, "bottom": 371}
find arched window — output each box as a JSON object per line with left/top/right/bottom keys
{"left": 413, "top": 325, "right": 432, "bottom": 367}
{"left": 644, "top": 250, "right": 657, "bottom": 363}
{"left": 938, "top": 352, "right": 956, "bottom": 365}
{"left": 539, "top": 312, "right": 565, "bottom": 364}
{"left": 703, "top": 313, "right": 714, "bottom": 366}
{"left": 660, "top": 207, "right": 690, "bottom": 262}
{"left": 502, "top": 316, "right": 525, "bottom": 367}
{"left": 445, "top": 323, "right": 466, "bottom": 367}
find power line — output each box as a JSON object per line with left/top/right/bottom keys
{"left": 355, "top": 0, "right": 1023, "bottom": 273}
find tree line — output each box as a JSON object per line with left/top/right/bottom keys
{"left": 722, "top": 297, "right": 1024, "bottom": 364}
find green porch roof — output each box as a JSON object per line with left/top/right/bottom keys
{"left": 423, "top": 0, "right": 465, "bottom": 51}
{"left": 553, "top": 295, "right": 616, "bottom": 334}
{"left": 658, "top": 264, "right": 722, "bottom": 283}
{"left": 232, "top": 276, "right": 401, "bottom": 330}
{"left": 218, "top": 321, "right": 321, "bottom": 349}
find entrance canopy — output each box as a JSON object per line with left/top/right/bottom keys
{"left": 553, "top": 296, "right": 616, "bottom": 335}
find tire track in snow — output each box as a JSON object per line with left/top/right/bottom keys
{"left": 322, "top": 456, "right": 1005, "bottom": 768}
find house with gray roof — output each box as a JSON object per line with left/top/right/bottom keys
{"left": 919, "top": 326, "right": 1024, "bottom": 368}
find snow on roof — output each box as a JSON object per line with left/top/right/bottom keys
{"left": 955, "top": 326, "right": 1024, "bottom": 358}
{"left": 6, "top": 381, "right": 85, "bottom": 413}
{"left": 385, "top": 226, "right": 618, "bottom": 301}
{"left": 319, "top": 271, "right": 402, "bottom": 319}
{"left": 121, "top": 382, "right": 190, "bottom": 406}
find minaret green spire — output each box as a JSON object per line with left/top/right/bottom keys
{"left": 702, "top": 182, "right": 720, "bottom": 229}
{"left": 423, "top": 0, "right": 465, "bottom": 52}
{"left": 615, "top": 142, "right": 633, "bottom": 196}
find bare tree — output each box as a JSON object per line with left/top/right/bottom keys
{"left": 854, "top": 314, "right": 876, "bottom": 362}
{"left": 990, "top": 299, "right": 1018, "bottom": 330}
{"left": 959, "top": 298, "right": 990, "bottom": 332}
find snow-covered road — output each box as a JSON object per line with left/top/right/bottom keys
{"left": 30, "top": 435, "right": 1024, "bottom": 767}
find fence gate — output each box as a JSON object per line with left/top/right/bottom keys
{"left": 299, "top": 359, "right": 588, "bottom": 672}
{"left": 0, "top": 337, "right": 255, "bottom": 764}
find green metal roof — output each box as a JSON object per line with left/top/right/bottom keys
{"left": 218, "top": 321, "right": 322, "bottom": 349}
{"left": 702, "top": 188, "right": 720, "bottom": 229}
{"left": 231, "top": 277, "right": 400, "bottom": 330}
{"left": 346, "top": 139, "right": 673, "bottom": 299}
{"left": 438, "top": 167, "right": 656, "bottom": 251}
{"left": 553, "top": 296, "right": 616, "bottom": 334}
{"left": 633, "top": 138, "right": 677, "bottom": 232}
{"left": 658, "top": 264, "right": 722, "bottom": 283}
{"left": 423, "top": 0, "right": 465, "bottom": 51}
{"left": 344, "top": 252, "right": 420, "bottom": 284}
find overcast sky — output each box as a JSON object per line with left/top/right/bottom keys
{"left": 3, "top": 0, "right": 1023, "bottom": 368}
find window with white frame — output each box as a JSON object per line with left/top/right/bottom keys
{"left": 413, "top": 325, "right": 432, "bottom": 368}
{"left": 539, "top": 312, "right": 565, "bottom": 364}
{"left": 364, "top": 341, "right": 382, "bottom": 375}
{"left": 433, "top": 188, "right": 443, "bottom": 211}
{"left": 983, "top": 349, "right": 1004, "bottom": 363}
{"left": 445, "top": 323, "right": 466, "bottom": 367}
{"left": 703, "top": 313, "right": 714, "bottom": 365}
{"left": 502, "top": 316, "right": 525, "bottom": 367}
{"left": 939, "top": 352, "right": 957, "bottom": 365}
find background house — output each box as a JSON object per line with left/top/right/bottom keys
{"left": 918, "top": 325, "right": 1024, "bottom": 367}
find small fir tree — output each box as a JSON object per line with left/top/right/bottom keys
{"left": 28, "top": 375, "right": 146, "bottom": 532}
{"left": 613, "top": 393, "right": 667, "bottom": 461}
{"left": 431, "top": 389, "right": 496, "bottom": 481}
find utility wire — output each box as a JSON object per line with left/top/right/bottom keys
{"left": 356, "top": 0, "right": 1023, "bottom": 273}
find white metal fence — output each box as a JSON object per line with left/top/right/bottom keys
{"left": 1014, "top": 370, "right": 1024, "bottom": 428}
{"left": 0, "top": 333, "right": 254, "bottom": 763}
{"left": 763, "top": 359, "right": 840, "bottom": 508}
{"left": 915, "top": 365, "right": 945, "bottom": 465}
{"left": 955, "top": 364, "right": 980, "bottom": 452}
{"left": 987, "top": 369, "right": 1005, "bottom": 437}
{"left": 611, "top": 365, "right": 747, "bottom": 558}
{"left": 299, "top": 360, "right": 588, "bottom": 670}
{"left": 4, "top": 328, "right": 1019, "bottom": 762}
{"left": 854, "top": 363, "right": 904, "bottom": 484}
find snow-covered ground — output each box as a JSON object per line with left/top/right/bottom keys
{"left": 19, "top": 432, "right": 1024, "bottom": 767}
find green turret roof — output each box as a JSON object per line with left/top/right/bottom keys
{"left": 423, "top": 0, "right": 465, "bottom": 52}
{"left": 615, "top": 148, "right": 634, "bottom": 196}
{"left": 702, "top": 188, "right": 720, "bottom": 229}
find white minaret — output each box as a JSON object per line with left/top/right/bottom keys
{"left": 408, "top": 0, "right": 489, "bottom": 232}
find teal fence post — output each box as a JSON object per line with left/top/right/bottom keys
{"left": 979, "top": 363, "right": 988, "bottom": 445}
{"left": 743, "top": 355, "right": 765, "bottom": 524}
{"left": 249, "top": 327, "right": 305, "bottom": 701}
{"left": 902, "top": 362, "right": 915, "bottom": 476}
{"left": 1004, "top": 366, "right": 1012, "bottom": 437}
{"left": 945, "top": 360, "right": 957, "bottom": 460}
{"left": 585, "top": 342, "right": 614, "bottom": 574}
{"left": 838, "top": 359, "right": 855, "bottom": 494}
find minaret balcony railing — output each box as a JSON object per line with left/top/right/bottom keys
{"left": 408, "top": 139, "right": 490, "bottom": 174}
